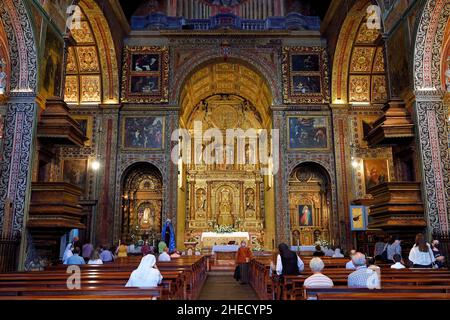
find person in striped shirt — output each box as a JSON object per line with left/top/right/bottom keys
{"left": 303, "top": 257, "right": 334, "bottom": 288}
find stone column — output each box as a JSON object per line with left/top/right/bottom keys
{"left": 414, "top": 90, "right": 450, "bottom": 235}
{"left": 0, "top": 95, "right": 38, "bottom": 270}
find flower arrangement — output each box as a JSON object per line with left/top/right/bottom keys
{"left": 315, "top": 238, "right": 330, "bottom": 248}
{"left": 213, "top": 225, "right": 236, "bottom": 233}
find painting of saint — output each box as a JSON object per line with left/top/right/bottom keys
{"left": 292, "top": 54, "right": 320, "bottom": 72}
{"left": 42, "top": 25, "right": 64, "bottom": 97}
{"left": 130, "top": 76, "right": 160, "bottom": 94}
{"left": 363, "top": 159, "right": 389, "bottom": 192}
{"left": 293, "top": 76, "right": 321, "bottom": 94}
{"left": 131, "top": 54, "right": 159, "bottom": 72}
{"left": 62, "top": 159, "right": 87, "bottom": 193}
{"left": 288, "top": 116, "right": 328, "bottom": 150}
{"left": 299, "top": 205, "right": 313, "bottom": 226}
{"left": 123, "top": 117, "right": 164, "bottom": 149}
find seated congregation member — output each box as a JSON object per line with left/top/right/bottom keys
{"left": 303, "top": 258, "right": 334, "bottom": 288}
{"left": 345, "top": 250, "right": 357, "bottom": 269}
{"left": 62, "top": 243, "right": 74, "bottom": 264}
{"left": 27, "top": 256, "right": 44, "bottom": 271}
{"left": 116, "top": 241, "right": 128, "bottom": 258}
{"left": 348, "top": 252, "right": 380, "bottom": 288}
{"left": 235, "top": 241, "right": 253, "bottom": 284}
{"left": 324, "top": 247, "right": 335, "bottom": 257}
{"left": 141, "top": 241, "right": 151, "bottom": 256}
{"left": 65, "top": 247, "right": 85, "bottom": 265}
{"left": 170, "top": 250, "right": 181, "bottom": 258}
{"left": 432, "top": 240, "right": 446, "bottom": 268}
{"left": 408, "top": 233, "right": 436, "bottom": 268}
{"left": 275, "top": 243, "right": 304, "bottom": 276}
{"left": 386, "top": 236, "right": 402, "bottom": 263}
{"left": 126, "top": 254, "right": 163, "bottom": 288}
{"left": 373, "top": 237, "right": 386, "bottom": 261}
{"left": 332, "top": 248, "right": 344, "bottom": 258}
{"left": 158, "top": 241, "right": 167, "bottom": 254}
{"left": 158, "top": 247, "right": 171, "bottom": 262}
{"left": 390, "top": 254, "right": 405, "bottom": 269}
{"left": 88, "top": 250, "right": 103, "bottom": 265}
{"left": 82, "top": 242, "right": 94, "bottom": 263}
{"left": 100, "top": 246, "right": 114, "bottom": 263}
{"left": 312, "top": 245, "right": 325, "bottom": 257}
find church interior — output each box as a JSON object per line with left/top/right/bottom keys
{"left": 0, "top": 0, "right": 450, "bottom": 301}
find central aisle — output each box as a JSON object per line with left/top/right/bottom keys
{"left": 198, "top": 272, "right": 259, "bottom": 300}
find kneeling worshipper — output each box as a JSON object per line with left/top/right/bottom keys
{"left": 126, "top": 254, "right": 163, "bottom": 287}
{"left": 234, "top": 241, "right": 253, "bottom": 284}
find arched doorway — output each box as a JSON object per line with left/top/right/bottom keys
{"left": 177, "top": 60, "right": 276, "bottom": 249}
{"left": 120, "top": 162, "right": 163, "bottom": 245}
{"left": 289, "top": 162, "right": 332, "bottom": 246}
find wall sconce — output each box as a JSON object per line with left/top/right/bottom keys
{"left": 91, "top": 159, "right": 101, "bottom": 171}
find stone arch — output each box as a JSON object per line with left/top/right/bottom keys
{"left": 414, "top": 0, "right": 450, "bottom": 90}
{"left": 0, "top": 0, "right": 37, "bottom": 93}
{"left": 331, "top": 0, "right": 387, "bottom": 104}
{"left": 64, "top": 0, "right": 119, "bottom": 104}
{"left": 171, "top": 49, "right": 282, "bottom": 105}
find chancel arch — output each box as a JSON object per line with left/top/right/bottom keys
{"left": 177, "top": 60, "right": 276, "bottom": 249}
{"left": 120, "top": 162, "right": 163, "bottom": 244}
{"left": 289, "top": 162, "right": 332, "bottom": 246}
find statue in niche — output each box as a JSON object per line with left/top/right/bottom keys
{"left": 218, "top": 188, "right": 234, "bottom": 226}
{"left": 0, "top": 58, "right": 7, "bottom": 95}
{"left": 196, "top": 188, "right": 206, "bottom": 212}
{"left": 245, "top": 188, "right": 255, "bottom": 211}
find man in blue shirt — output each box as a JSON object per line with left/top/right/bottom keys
{"left": 65, "top": 247, "right": 85, "bottom": 265}
{"left": 100, "top": 246, "right": 114, "bottom": 262}
{"left": 348, "top": 252, "right": 379, "bottom": 288}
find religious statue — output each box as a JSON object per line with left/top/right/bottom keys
{"left": 218, "top": 189, "right": 234, "bottom": 226}
{"left": 196, "top": 189, "right": 206, "bottom": 212}
{"left": 245, "top": 188, "right": 255, "bottom": 211}
{"left": 0, "top": 58, "right": 7, "bottom": 96}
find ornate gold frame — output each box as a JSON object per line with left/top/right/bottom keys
{"left": 282, "top": 46, "right": 330, "bottom": 104}
{"left": 362, "top": 158, "right": 390, "bottom": 194}
{"left": 121, "top": 46, "right": 169, "bottom": 103}
{"left": 287, "top": 115, "right": 331, "bottom": 151}
{"left": 121, "top": 116, "right": 165, "bottom": 151}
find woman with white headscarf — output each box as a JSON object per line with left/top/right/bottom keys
{"left": 125, "top": 254, "right": 163, "bottom": 287}
{"left": 62, "top": 243, "right": 73, "bottom": 264}
{"left": 332, "top": 248, "right": 344, "bottom": 258}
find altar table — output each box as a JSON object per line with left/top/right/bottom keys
{"left": 201, "top": 232, "right": 250, "bottom": 247}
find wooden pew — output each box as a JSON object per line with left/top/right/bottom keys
{"left": 316, "top": 292, "right": 450, "bottom": 300}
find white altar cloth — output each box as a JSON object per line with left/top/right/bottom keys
{"left": 212, "top": 245, "right": 240, "bottom": 254}
{"left": 290, "top": 245, "right": 317, "bottom": 252}
{"left": 201, "top": 232, "right": 250, "bottom": 241}
{"left": 201, "top": 232, "right": 250, "bottom": 247}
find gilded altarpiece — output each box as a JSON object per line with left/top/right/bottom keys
{"left": 184, "top": 95, "right": 266, "bottom": 243}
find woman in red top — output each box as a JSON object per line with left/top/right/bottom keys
{"left": 234, "top": 241, "right": 253, "bottom": 284}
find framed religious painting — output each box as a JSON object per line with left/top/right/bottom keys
{"left": 121, "top": 46, "right": 169, "bottom": 103}
{"left": 282, "top": 47, "right": 330, "bottom": 104}
{"left": 350, "top": 205, "right": 368, "bottom": 231}
{"left": 40, "top": 24, "right": 65, "bottom": 98}
{"left": 363, "top": 158, "right": 390, "bottom": 193}
{"left": 122, "top": 116, "right": 165, "bottom": 150}
{"left": 287, "top": 116, "right": 330, "bottom": 150}
{"left": 299, "top": 204, "right": 313, "bottom": 226}
{"left": 62, "top": 159, "right": 88, "bottom": 195}
{"left": 357, "top": 115, "right": 379, "bottom": 148}
{"left": 72, "top": 115, "right": 93, "bottom": 147}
